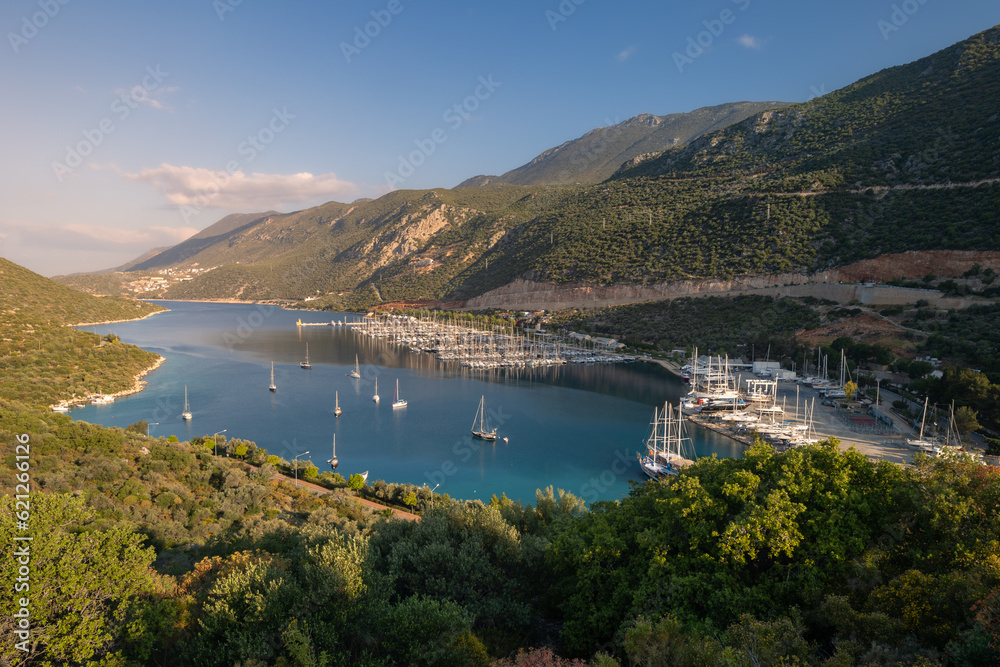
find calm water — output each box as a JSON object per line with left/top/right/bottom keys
{"left": 74, "top": 302, "right": 743, "bottom": 504}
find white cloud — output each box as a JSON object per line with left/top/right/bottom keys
{"left": 616, "top": 46, "right": 636, "bottom": 63}
{"left": 737, "top": 34, "right": 764, "bottom": 50}
{"left": 121, "top": 163, "right": 360, "bottom": 212}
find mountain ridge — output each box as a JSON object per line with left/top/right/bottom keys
{"left": 458, "top": 101, "right": 792, "bottom": 187}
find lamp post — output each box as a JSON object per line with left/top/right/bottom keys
{"left": 294, "top": 450, "right": 310, "bottom": 487}
{"left": 146, "top": 422, "right": 158, "bottom": 437}
{"left": 213, "top": 429, "right": 227, "bottom": 456}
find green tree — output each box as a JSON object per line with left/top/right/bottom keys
{"left": 403, "top": 491, "right": 418, "bottom": 513}
{"left": 234, "top": 443, "right": 248, "bottom": 459}
{"left": 953, "top": 406, "right": 981, "bottom": 439}
{"left": 348, "top": 473, "right": 365, "bottom": 490}
{"left": 0, "top": 494, "right": 159, "bottom": 665}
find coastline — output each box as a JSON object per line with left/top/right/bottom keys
{"left": 70, "top": 306, "right": 169, "bottom": 327}
{"left": 639, "top": 356, "right": 685, "bottom": 378}
{"left": 114, "top": 354, "right": 167, "bottom": 399}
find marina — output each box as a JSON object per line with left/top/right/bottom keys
{"left": 354, "top": 312, "right": 637, "bottom": 370}
{"left": 69, "top": 301, "right": 745, "bottom": 503}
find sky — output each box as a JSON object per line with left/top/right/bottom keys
{"left": 0, "top": 0, "right": 997, "bottom": 276}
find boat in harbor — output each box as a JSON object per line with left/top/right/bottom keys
{"left": 269, "top": 361, "right": 277, "bottom": 392}
{"left": 181, "top": 386, "right": 192, "bottom": 421}
{"left": 328, "top": 434, "right": 339, "bottom": 470}
{"left": 373, "top": 377, "right": 380, "bottom": 403}
{"left": 639, "top": 402, "right": 694, "bottom": 478}
{"left": 906, "top": 396, "right": 938, "bottom": 452}
{"left": 334, "top": 390, "right": 342, "bottom": 417}
{"left": 471, "top": 395, "right": 497, "bottom": 441}
{"left": 348, "top": 354, "right": 361, "bottom": 379}
{"left": 392, "top": 379, "right": 407, "bottom": 409}
{"left": 300, "top": 343, "right": 312, "bottom": 369}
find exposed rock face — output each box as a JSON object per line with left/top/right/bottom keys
{"left": 465, "top": 251, "right": 1000, "bottom": 311}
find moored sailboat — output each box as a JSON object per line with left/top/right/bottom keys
{"left": 269, "top": 361, "right": 277, "bottom": 392}
{"left": 300, "top": 343, "right": 312, "bottom": 369}
{"left": 181, "top": 386, "right": 192, "bottom": 421}
{"left": 328, "top": 433, "right": 338, "bottom": 470}
{"left": 373, "top": 377, "right": 380, "bottom": 403}
{"left": 471, "top": 395, "right": 497, "bottom": 441}
{"left": 348, "top": 354, "right": 361, "bottom": 379}
{"left": 334, "top": 390, "right": 342, "bottom": 417}
{"left": 392, "top": 379, "right": 407, "bottom": 409}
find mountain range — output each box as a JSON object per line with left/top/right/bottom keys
{"left": 55, "top": 26, "right": 1000, "bottom": 309}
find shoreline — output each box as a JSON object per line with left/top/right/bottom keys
{"left": 70, "top": 306, "right": 169, "bottom": 327}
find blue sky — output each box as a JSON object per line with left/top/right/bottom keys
{"left": 1, "top": 0, "right": 997, "bottom": 276}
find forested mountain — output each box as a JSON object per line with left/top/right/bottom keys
{"left": 53, "top": 26, "right": 1000, "bottom": 311}
{"left": 457, "top": 101, "right": 790, "bottom": 187}
{"left": 0, "top": 257, "right": 164, "bottom": 406}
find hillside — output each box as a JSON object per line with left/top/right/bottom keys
{"left": 458, "top": 102, "right": 791, "bottom": 187}
{"left": 0, "top": 257, "right": 164, "bottom": 407}
{"left": 52, "top": 26, "right": 1000, "bottom": 310}
{"left": 128, "top": 210, "right": 279, "bottom": 271}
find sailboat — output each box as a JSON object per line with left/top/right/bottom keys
{"left": 392, "top": 379, "right": 407, "bottom": 409}
{"left": 269, "top": 361, "right": 276, "bottom": 392}
{"left": 327, "top": 434, "right": 339, "bottom": 470}
{"left": 334, "top": 390, "right": 342, "bottom": 417}
{"left": 471, "top": 395, "right": 497, "bottom": 440}
{"left": 348, "top": 354, "right": 361, "bottom": 379}
{"left": 300, "top": 343, "right": 312, "bottom": 369}
{"left": 906, "top": 396, "right": 937, "bottom": 452}
{"left": 373, "top": 377, "right": 380, "bottom": 403}
{"left": 181, "top": 386, "right": 192, "bottom": 421}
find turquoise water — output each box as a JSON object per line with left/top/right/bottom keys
{"left": 73, "top": 301, "right": 743, "bottom": 504}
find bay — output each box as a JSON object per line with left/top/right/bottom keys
{"left": 74, "top": 301, "right": 743, "bottom": 504}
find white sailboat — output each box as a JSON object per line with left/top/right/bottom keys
{"left": 373, "top": 377, "right": 380, "bottom": 403}
{"left": 392, "top": 379, "right": 407, "bottom": 409}
{"left": 906, "top": 396, "right": 937, "bottom": 452}
{"left": 181, "top": 386, "right": 192, "bottom": 421}
{"left": 300, "top": 343, "right": 312, "bottom": 369}
{"left": 638, "top": 402, "right": 693, "bottom": 478}
{"left": 269, "top": 361, "right": 277, "bottom": 392}
{"left": 471, "top": 395, "right": 497, "bottom": 441}
{"left": 334, "top": 390, "right": 342, "bottom": 417}
{"left": 348, "top": 354, "right": 361, "bottom": 379}
{"left": 327, "top": 434, "right": 339, "bottom": 470}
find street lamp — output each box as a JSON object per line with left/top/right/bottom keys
{"left": 213, "top": 429, "right": 227, "bottom": 456}
{"left": 429, "top": 482, "right": 440, "bottom": 510}
{"left": 146, "top": 422, "right": 158, "bottom": 437}
{"left": 294, "top": 450, "right": 310, "bottom": 487}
